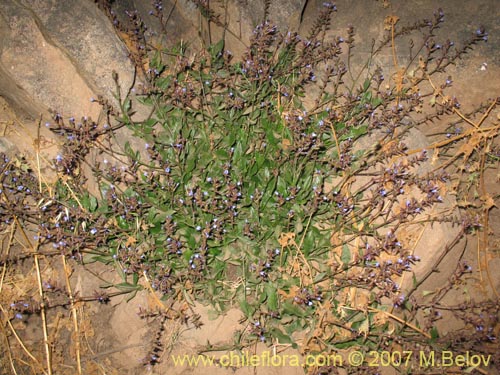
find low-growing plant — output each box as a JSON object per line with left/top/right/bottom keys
{"left": 1, "top": 2, "right": 498, "bottom": 373}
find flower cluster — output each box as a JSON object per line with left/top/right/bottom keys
{"left": 2, "top": 5, "right": 494, "bottom": 368}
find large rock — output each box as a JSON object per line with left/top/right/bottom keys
{"left": 1, "top": 0, "right": 134, "bottom": 117}
{"left": 0, "top": 0, "right": 136, "bottom": 177}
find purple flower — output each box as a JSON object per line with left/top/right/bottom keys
{"left": 323, "top": 2, "right": 337, "bottom": 10}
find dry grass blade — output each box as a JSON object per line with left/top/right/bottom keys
{"left": 61, "top": 255, "right": 82, "bottom": 374}
{"left": 8, "top": 214, "right": 52, "bottom": 375}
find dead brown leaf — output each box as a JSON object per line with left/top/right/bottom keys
{"left": 278, "top": 232, "right": 296, "bottom": 247}
{"left": 384, "top": 15, "right": 399, "bottom": 30}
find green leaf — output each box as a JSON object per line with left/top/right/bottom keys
{"left": 141, "top": 118, "right": 158, "bottom": 130}
{"left": 209, "top": 39, "right": 225, "bottom": 60}
{"left": 295, "top": 219, "right": 303, "bottom": 234}
{"left": 185, "top": 152, "right": 197, "bottom": 174}
{"left": 83, "top": 253, "right": 111, "bottom": 264}
{"left": 125, "top": 289, "right": 139, "bottom": 302}
{"left": 333, "top": 340, "right": 358, "bottom": 349}
{"left": 301, "top": 231, "right": 315, "bottom": 256}
{"left": 313, "top": 272, "right": 327, "bottom": 283}
{"left": 282, "top": 301, "right": 306, "bottom": 317}
{"left": 371, "top": 97, "right": 383, "bottom": 107}
{"left": 430, "top": 326, "right": 439, "bottom": 341}
{"left": 123, "top": 98, "right": 131, "bottom": 113}
{"left": 341, "top": 124, "right": 368, "bottom": 141}
{"left": 124, "top": 141, "right": 139, "bottom": 161}
{"left": 239, "top": 299, "right": 255, "bottom": 319}
{"left": 363, "top": 78, "right": 370, "bottom": 91}
{"left": 116, "top": 215, "right": 130, "bottom": 230}
{"left": 341, "top": 245, "right": 351, "bottom": 265}
{"left": 81, "top": 194, "right": 98, "bottom": 212}
{"left": 269, "top": 328, "right": 294, "bottom": 344}
{"left": 250, "top": 108, "right": 262, "bottom": 121}
{"left": 150, "top": 51, "right": 163, "bottom": 71}
{"left": 114, "top": 282, "right": 142, "bottom": 292}
{"left": 215, "top": 149, "right": 229, "bottom": 160}
{"left": 155, "top": 76, "right": 172, "bottom": 90}
{"left": 265, "top": 283, "right": 278, "bottom": 311}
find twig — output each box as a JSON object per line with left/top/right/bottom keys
{"left": 0, "top": 219, "right": 18, "bottom": 374}
{"left": 82, "top": 343, "right": 146, "bottom": 362}
{"left": 406, "top": 229, "right": 465, "bottom": 300}
{"left": 35, "top": 115, "right": 44, "bottom": 193}
{"left": 368, "top": 307, "right": 431, "bottom": 339}
{"left": 142, "top": 270, "right": 173, "bottom": 314}
{"left": 478, "top": 137, "right": 499, "bottom": 298}
{"left": 13, "top": 216, "right": 52, "bottom": 375}
{"left": 0, "top": 221, "right": 16, "bottom": 295}
{"left": 33, "top": 243, "right": 52, "bottom": 375}
{"left": 30, "top": 121, "right": 54, "bottom": 374}
{"left": 406, "top": 125, "right": 499, "bottom": 156}
{"left": 61, "top": 255, "right": 82, "bottom": 374}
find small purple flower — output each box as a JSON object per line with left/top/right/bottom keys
{"left": 323, "top": 2, "right": 337, "bottom": 10}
